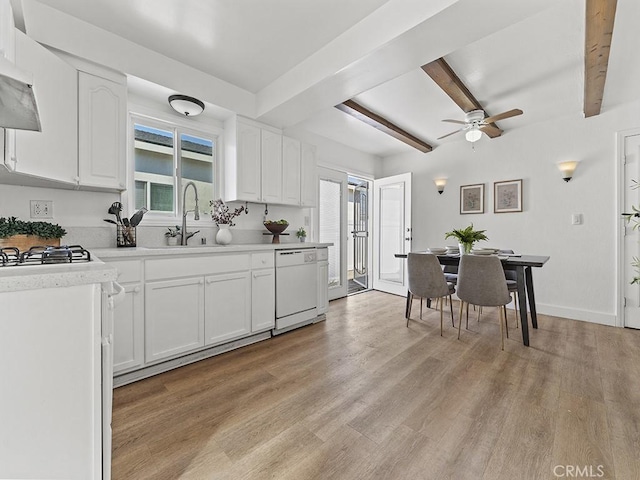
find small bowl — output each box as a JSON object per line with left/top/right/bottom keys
{"left": 427, "top": 247, "right": 447, "bottom": 254}
{"left": 264, "top": 221, "right": 289, "bottom": 235}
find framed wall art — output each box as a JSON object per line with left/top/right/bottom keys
{"left": 494, "top": 179, "right": 523, "bottom": 213}
{"left": 460, "top": 183, "right": 484, "bottom": 214}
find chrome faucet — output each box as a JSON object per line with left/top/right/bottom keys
{"left": 181, "top": 181, "right": 200, "bottom": 245}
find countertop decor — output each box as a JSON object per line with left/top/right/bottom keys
{"left": 444, "top": 224, "right": 488, "bottom": 254}
{"left": 0, "top": 216, "right": 66, "bottom": 249}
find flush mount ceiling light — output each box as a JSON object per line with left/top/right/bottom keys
{"left": 168, "top": 94, "right": 205, "bottom": 117}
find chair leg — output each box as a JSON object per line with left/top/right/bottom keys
{"left": 513, "top": 292, "right": 519, "bottom": 329}
{"left": 439, "top": 297, "right": 443, "bottom": 336}
{"left": 499, "top": 305, "right": 505, "bottom": 351}
{"left": 458, "top": 301, "right": 464, "bottom": 339}
{"left": 477, "top": 306, "right": 482, "bottom": 323}
{"left": 420, "top": 296, "right": 423, "bottom": 320}
{"left": 449, "top": 295, "right": 455, "bottom": 327}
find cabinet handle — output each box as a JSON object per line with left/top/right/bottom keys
{"left": 134, "top": 286, "right": 141, "bottom": 294}
{"left": 253, "top": 272, "right": 271, "bottom": 278}
{"left": 205, "top": 279, "right": 212, "bottom": 284}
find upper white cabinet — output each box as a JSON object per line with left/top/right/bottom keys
{"left": 78, "top": 71, "right": 127, "bottom": 190}
{"left": 224, "top": 117, "right": 317, "bottom": 207}
{"left": 282, "top": 136, "right": 301, "bottom": 205}
{"left": 4, "top": 31, "right": 78, "bottom": 185}
{"left": 261, "top": 129, "right": 283, "bottom": 204}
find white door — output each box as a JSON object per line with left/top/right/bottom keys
{"left": 373, "top": 173, "right": 412, "bottom": 296}
{"left": 318, "top": 167, "right": 348, "bottom": 300}
{"left": 622, "top": 132, "right": 640, "bottom": 328}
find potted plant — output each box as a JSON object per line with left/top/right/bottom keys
{"left": 0, "top": 216, "right": 66, "bottom": 249}
{"left": 444, "top": 224, "right": 488, "bottom": 255}
{"left": 296, "top": 227, "right": 307, "bottom": 242}
{"left": 165, "top": 226, "right": 181, "bottom": 246}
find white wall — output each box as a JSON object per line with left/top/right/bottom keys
{"left": 381, "top": 100, "right": 640, "bottom": 326}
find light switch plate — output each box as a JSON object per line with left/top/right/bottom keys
{"left": 30, "top": 200, "right": 53, "bottom": 219}
{"left": 571, "top": 213, "right": 582, "bottom": 225}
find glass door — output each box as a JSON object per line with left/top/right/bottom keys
{"left": 318, "top": 167, "right": 348, "bottom": 300}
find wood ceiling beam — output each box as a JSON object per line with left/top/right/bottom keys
{"left": 421, "top": 58, "right": 502, "bottom": 138}
{"left": 584, "top": 0, "right": 618, "bottom": 118}
{"left": 335, "top": 99, "right": 433, "bottom": 153}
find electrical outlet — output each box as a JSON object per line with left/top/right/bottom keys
{"left": 571, "top": 213, "right": 583, "bottom": 225}
{"left": 30, "top": 200, "right": 53, "bottom": 219}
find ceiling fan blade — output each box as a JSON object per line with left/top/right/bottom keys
{"left": 479, "top": 124, "right": 502, "bottom": 137}
{"left": 442, "top": 119, "right": 466, "bottom": 125}
{"left": 483, "top": 109, "right": 523, "bottom": 124}
{"left": 437, "top": 129, "right": 463, "bottom": 140}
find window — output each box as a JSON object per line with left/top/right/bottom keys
{"left": 132, "top": 117, "right": 216, "bottom": 218}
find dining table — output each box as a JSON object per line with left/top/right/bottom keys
{"left": 395, "top": 252, "right": 550, "bottom": 346}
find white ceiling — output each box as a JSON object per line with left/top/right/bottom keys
{"left": 31, "top": 0, "right": 640, "bottom": 158}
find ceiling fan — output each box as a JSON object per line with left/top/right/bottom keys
{"left": 437, "top": 108, "right": 523, "bottom": 142}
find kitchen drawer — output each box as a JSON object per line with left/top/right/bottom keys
{"left": 146, "top": 254, "right": 251, "bottom": 281}
{"left": 251, "top": 252, "right": 274, "bottom": 269}
{"left": 316, "top": 248, "right": 328, "bottom": 261}
{"left": 107, "top": 260, "right": 142, "bottom": 283}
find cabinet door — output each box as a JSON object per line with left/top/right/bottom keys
{"left": 261, "top": 129, "right": 282, "bottom": 203}
{"left": 236, "top": 121, "right": 262, "bottom": 202}
{"left": 282, "top": 136, "right": 301, "bottom": 205}
{"left": 252, "top": 268, "right": 275, "bottom": 331}
{"left": 78, "top": 72, "right": 127, "bottom": 190}
{"left": 113, "top": 283, "right": 144, "bottom": 373}
{"left": 301, "top": 142, "right": 317, "bottom": 207}
{"left": 204, "top": 271, "right": 251, "bottom": 345}
{"left": 4, "top": 31, "right": 77, "bottom": 185}
{"left": 317, "top": 261, "right": 329, "bottom": 314}
{"left": 145, "top": 277, "right": 204, "bottom": 363}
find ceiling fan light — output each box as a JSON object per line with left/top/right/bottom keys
{"left": 168, "top": 94, "right": 205, "bottom": 117}
{"left": 465, "top": 128, "right": 482, "bottom": 143}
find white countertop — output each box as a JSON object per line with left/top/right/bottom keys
{"left": 91, "top": 242, "right": 332, "bottom": 259}
{"left": 0, "top": 243, "right": 331, "bottom": 293}
{"left": 0, "top": 259, "right": 117, "bottom": 293}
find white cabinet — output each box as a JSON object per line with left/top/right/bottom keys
{"left": 78, "top": 71, "right": 127, "bottom": 190}
{"left": 145, "top": 277, "right": 205, "bottom": 363}
{"left": 261, "top": 129, "right": 283, "bottom": 203}
{"left": 301, "top": 142, "right": 318, "bottom": 207}
{"left": 282, "top": 136, "right": 301, "bottom": 205}
{"left": 251, "top": 252, "right": 275, "bottom": 331}
{"left": 225, "top": 118, "right": 261, "bottom": 202}
{"left": 4, "top": 30, "right": 78, "bottom": 185}
{"left": 317, "top": 247, "right": 329, "bottom": 314}
{"left": 107, "top": 259, "right": 144, "bottom": 374}
{"left": 205, "top": 271, "right": 251, "bottom": 345}
{"left": 224, "top": 117, "right": 316, "bottom": 207}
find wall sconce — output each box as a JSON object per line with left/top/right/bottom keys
{"left": 558, "top": 161, "right": 579, "bottom": 182}
{"left": 168, "top": 94, "right": 205, "bottom": 117}
{"left": 434, "top": 178, "right": 447, "bottom": 194}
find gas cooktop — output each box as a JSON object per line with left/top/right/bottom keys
{"left": 0, "top": 245, "right": 92, "bottom": 267}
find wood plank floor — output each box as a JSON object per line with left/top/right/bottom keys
{"left": 112, "top": 291, "right": 640, "bottom": 479}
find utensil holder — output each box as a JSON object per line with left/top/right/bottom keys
{"left": 117, "top": 225, "right": 136, "bottom": 247}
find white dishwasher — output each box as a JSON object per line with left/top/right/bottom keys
{"left": 275, "top": 248, "right": 318, "bottom": 334}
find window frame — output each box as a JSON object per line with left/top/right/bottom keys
{"left": 127, "top": 110, "right": 222, "bottom": 226}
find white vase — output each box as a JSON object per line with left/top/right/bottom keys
{"left": 216, "top": 224, "right": 232, "bottom": 245}
{"left": 167, "top": 236, "right": 179, "bottom": 246}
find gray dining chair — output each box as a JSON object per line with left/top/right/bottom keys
{"left": 456, "top": 254, "right": 512, "bottom": 350}
{"left": 406, "top": 253, "right": 456, "bottom": 335}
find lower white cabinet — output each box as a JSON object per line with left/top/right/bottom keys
{"left": 205, "top": 271, "right": 251, "bottom": 345}
{"left": 317, "top": 248, "right": 329, "bottom": 314}
{"left": 145, "top": 277, "right": 205, "bottom": 363}
{"left": 251, "top": 268, "right": 275, "bottom": 331}
{"left": 113, "top": 283, "right": 144, "bottom": 373}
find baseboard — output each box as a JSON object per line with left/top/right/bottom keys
{"left": 535, "top": 303, "right": 617, "bottom": 327}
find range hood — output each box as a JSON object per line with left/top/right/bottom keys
{"left": 0, "top": 55, "right": 41, "bottom": 131}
